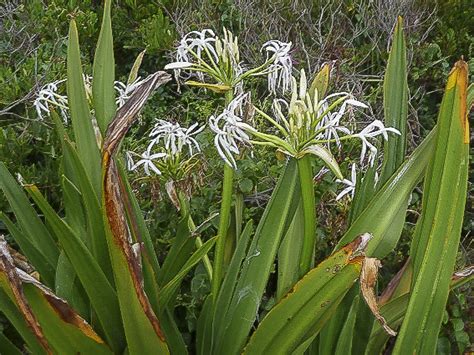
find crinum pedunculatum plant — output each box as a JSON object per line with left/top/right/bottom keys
{"left": 1, "top": 7, "right": 470, "bottom": 355}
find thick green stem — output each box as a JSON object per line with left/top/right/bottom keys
{"left": 211, "top": 91, "right": 235, "bottom": 300}
{"left": 212, "top": 163, "right": 234, "bottom": 299}
{"left": 297, "top": 155, "right": 317, "bottom": 275}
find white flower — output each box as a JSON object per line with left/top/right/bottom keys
{"left": 261, "top": 40, "right": 293, "bottom": 94}
{"left": 169, "top": 29, "right": 218, "bottom": 81}
{"left": 209, "top": 93, "right": 254, "bottom": 169}
{"left": 114, "top": 77, "right": 146, "bottom": 108}
{"left": 336, "top": 163, "right": 357, "bottom": 200}
{"left": 129, "top": 150, "right": 167, "bottom": 176}
{"left": 148, "top": 120, "right": 205, "bottom": 156}
{"left": 33, "top": 80, "right": 68, "bottom": 122}
{"left": 355, "top": 120, "right": 400, "bottom": 166}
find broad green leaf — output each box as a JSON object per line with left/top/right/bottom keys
{"left": 0, "top": 288, "right": 47, "bottom": 355}
{"left": 158, "top": 237, "right": 216, "bottom": 309}
{"left": 297, "top": 155, "right": 317, "bottom": 275}
{"left": 101, "top": 71, "right": 171, "bottom": 354}
{"left": 367, "top": 267, "right": 474, "bottom": 354}
{"left": 334, "top": 295, "right": 360, "bottom": 355}
{"left": 158, "top": 214, "right": 194, "bottom": 287}
{"left": 277, "top": 200, "right": 303, "bottom": 300}
{"left": 0, "top": 163, "right": 59, "bottom": 282}
{"left": 0, "top": 331, "right": 23, "bottom": 355}
{"left": 379, "top": 16, "right": 408, "bottom": 184}
{"left": 204, "top": 221, "right": 253, "bottom": 354}
{"left": 67, "top": 20, "right": 102, "bottom": 194}
{"left": 0, "top": 242, "right": 112, "bottom": 354}
{"left": 0, "top": 213, "right": 55, "bottom": 287}
{"left": 244, "top": 236, "right": 367, "bottom": 354}
{"left": 393, "top": 60, "right": 469, "bottom": 355}
{"left": 213, "top": 159, "right": 300, "bottom": 354}
{"left": 25, "top": 185, "right": 124, "bottom": 352}
{"left": 63, "top": 140, "right": 113, "bottom": 280}
{"left": 93, "top": 0, "right": 117, "bottom": 134}
{"left": 335, "top": 128, "right": 435, "bottom": 258}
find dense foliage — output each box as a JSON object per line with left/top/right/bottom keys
{"left": 0, "top": 0, "right": 472, "bottom": 353}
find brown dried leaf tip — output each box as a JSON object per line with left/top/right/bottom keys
{"left": 360, "top": 257, "right": 397, "bottom": 336}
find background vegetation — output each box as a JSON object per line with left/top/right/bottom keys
{"left": 0, "top": 0, "right": 472, "bottom": 352}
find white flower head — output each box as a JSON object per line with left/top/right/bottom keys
{"left": 129, "top": 150, "right": 167, "bottom": 176}
{"left": 261, "top": 40, "right": 293, "bottom": 94}
{"left": 33, "top": 80, "right": 68, "bottom": 122}
{"left": 355, "top": 120, "right": 401, "bottom": 166}
{"left": 148, "top": 119, "right": 205, "bottom": 157}
{"left": 166, "top": 29, "right": 218, "bottom": 81}
{"left": 209, "top": 93, "right": 254, "bottom": 169}
{"left": 336, "top": 163, "right": 357, "bottom": 200}
{"left": 114, "top": 77, "right": 146, "bottom": 108}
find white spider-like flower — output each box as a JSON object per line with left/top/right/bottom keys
{"left": 148, "top": 119, "right": 205, "bottom": 156}
{"left": 336, "top": 163, "right": 357, "bottom": 200}
{"left": 209, "top": 93, "right": 254, "bottom": 169}
{"left": 166, "top": 29, "right": 218, "bottom": 81}
{"left": 33, "top": 80, "right": 68, "bottom": 122}
{"left": 114, "top": 77, "right": 146, "bottom": 108}
{"left": 261, "top": 40, "right": 293, "bottom": 94}
{"left": 355, "top": 120, "right": 401, "bottom": 166}
{"left": 128, "top": 150, "right": 167, "bottom": 176}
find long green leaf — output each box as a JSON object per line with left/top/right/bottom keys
{"left": 393, "top": 60, "right": 469, "bottom": 354}
{"left": 101, "top": 71, "right": 171, "bottom": 355}
{"left": 213, "top": 159, "right": 300, "bottom": 354}
{"left": 379, "top": 16, "right": 408, "bottom": 183}
{"left": 335, "top": 128, "right": 434, "bottom": 257}
{"left": 244, "top": 237, "right": 368, "bottom": 354}
{"left": 67, "top": 20, "right": 102, "bottom": 194}
{"left": 158, "top": 237, "right": 216, "bottom": 309}
{"left": 0, "top": 163, "right": 59, "bottom": 283}
{"left": 92, "top": 0, "right": 117, "bottom": 134}
{"left": 0, "top": 288, "right": 47, "bottom": 355}
{"left": 0, "top": 213, "right": 55, "bottom": 287}
{"left": 0, "top": 241, "right": 112, "bottom": 354}
{"left": 25, "top": 185, "right": 124, "bottom": 352}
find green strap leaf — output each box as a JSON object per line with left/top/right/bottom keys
{"left": 0, "top": 241, "right": 112, "bottom": 354}
{"left": 244, "top": 236, "right": 368, "bottom": 354}
{"left": 379, "top": 16, "right": 408, "bottom": 184}
{"left": 25, "top": 185, "right": 124, "bottom": 352}
{"left": 393, "top": 60, "right": 469, "bottom": 355}
{"left": 0, "top": 163, "right": 59, "bottom": 283}
{"left": 213, "top": 159, "right": 301, "bottom": 354}
{"left": 92, "top": 0, "right": 117, "bottom": 134}
{"left": 67, "top": 20, "right": 102, "bottom": 194}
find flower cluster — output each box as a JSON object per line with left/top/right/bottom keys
{"left": 208, "top": 93, "right": 254, "bottom": 169}
{"left": 33, "top": 80, "right": 68, "bottom": 121}
{"left": 128, "top": 119, "right": 205, "bottom": 178}
{"left": 33, "top": 76, "right": 145, "bottom": 122}
{"left": 165, "top": 28, "right": 293, "bottom": 95}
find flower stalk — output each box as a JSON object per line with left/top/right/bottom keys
{"left": 297, "top": 155, "right": 317, "bottom": 275}
{"left": 212, "top": 90, "right": 236, "bottom": 299}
